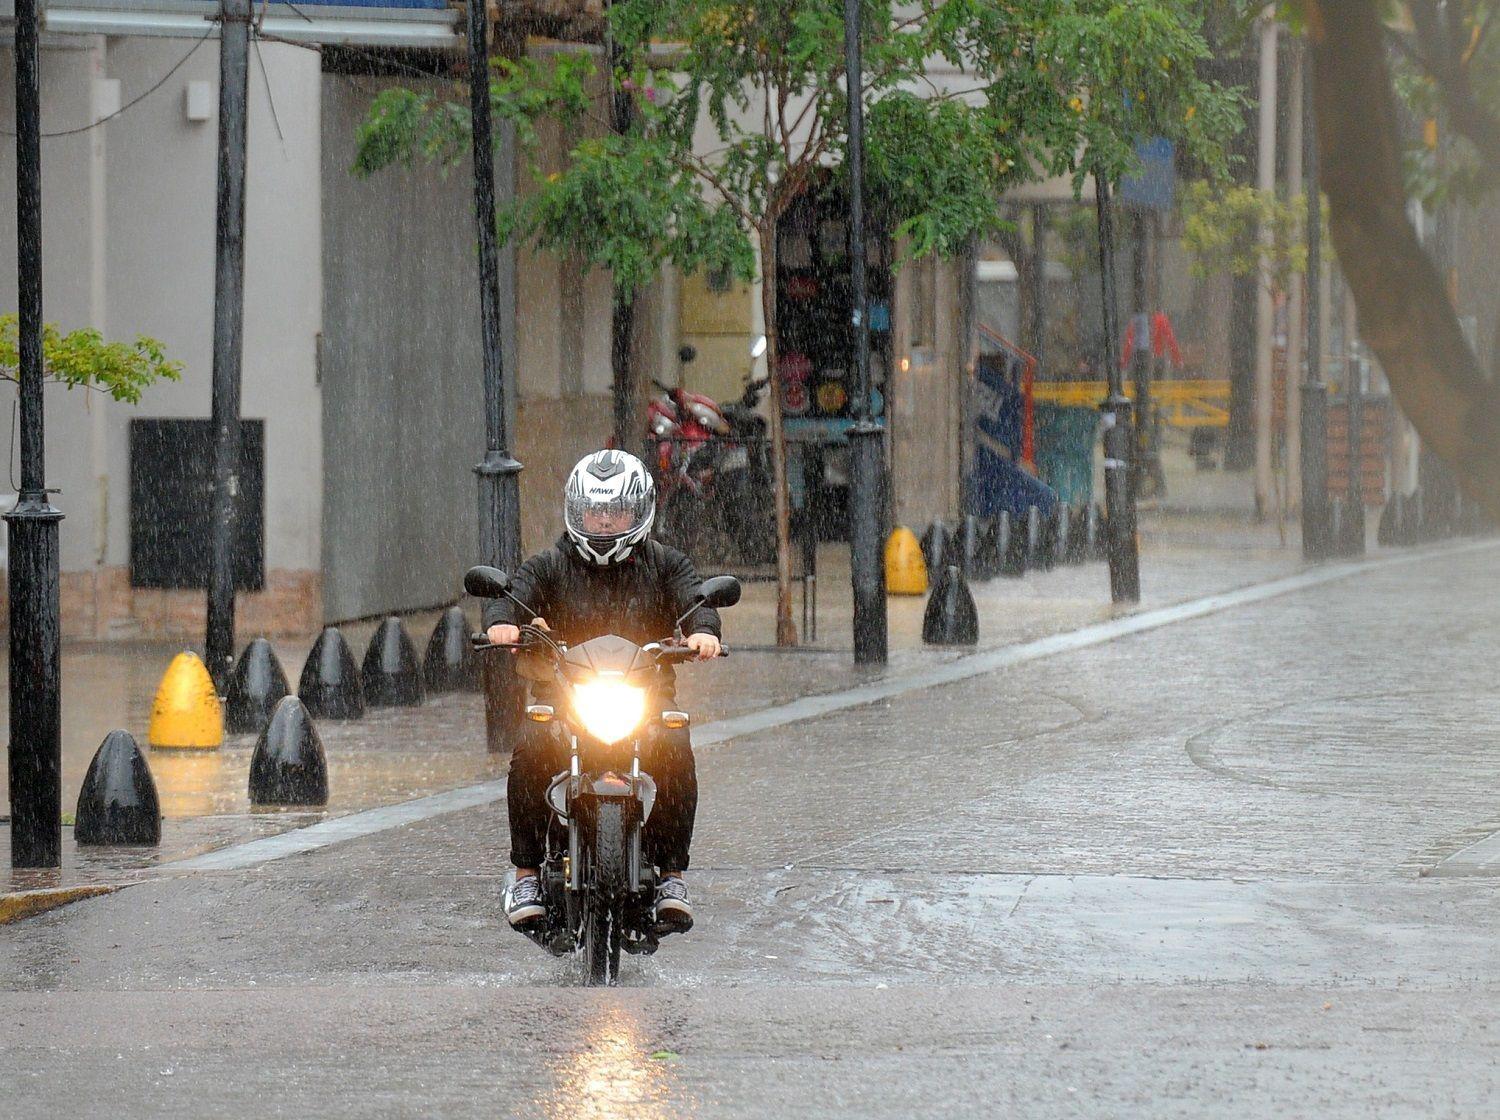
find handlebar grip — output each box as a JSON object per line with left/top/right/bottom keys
{"left": 471, "top": 634, "right": 523, "bottom": 652}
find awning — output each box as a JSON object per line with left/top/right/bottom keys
{"left": 3, "top": 0, "right": 461, "bottom": 48}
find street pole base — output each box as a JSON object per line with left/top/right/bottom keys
{"left": 847, "top": 422, "right": 888, "bottom": 665}
{"left": 6, "top": 494, "right": 65, "bottom": 869}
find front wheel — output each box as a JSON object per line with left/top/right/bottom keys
{"left": 581, "top": 801, "right": 626, "bottom": 985}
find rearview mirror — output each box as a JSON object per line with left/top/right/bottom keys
{"left": 698, "top": 575, "right": 742, "bottom": 609}
{"left": 464, "top": 565, "right": 511, "bottom": 599}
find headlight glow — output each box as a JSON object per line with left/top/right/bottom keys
{"left": 572, "top": 678, "right": 648, "bottom": 744}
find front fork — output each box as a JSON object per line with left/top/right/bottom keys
{"left": 532, "top": 738, "right": 658, "bottom": 954}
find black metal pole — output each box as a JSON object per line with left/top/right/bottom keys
{"left": 1149, "top": 210, "right": 1167, "bottom": 497}
{"left": 1299, "top": 56, "right": 1329, "bottom": 560}
{"left": 1095, "top": 175, "right": 1140, "bottom": 602}
{"left": 469, "top": 0, "right": 525, "bottom": 749}
{"left": 844, "top": 0, "right": 887, "bottom": 663}
{"left": 205, "top": 0, "right": 250, "bottom": 692}
{"left": 1129, "top": 210, "right": 1159, "bottom": 499}
{"left": 1345, "top": 347, "right": 1365, "bottom": 556}
{"left": 7, "top": 0, "right": 64, "bottom": 869}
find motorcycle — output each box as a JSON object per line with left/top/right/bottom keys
{"left": 464, "top": 564, "right": 741, "bottom": 986}
{"left": 648, "top": 340, "right": 776, "bottom": 565}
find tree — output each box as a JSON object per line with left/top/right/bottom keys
{"left": 1304, "top": 0, "right": 1500, "bottom": 518}
{"left": 1181, "top": 180, "right": 1309, "bottom": 292}
{"left": 355, "top": 0, "right": 1237, "bottom": 642}
{"left": 0, "top": 315, "right": 180, "bottom": 403}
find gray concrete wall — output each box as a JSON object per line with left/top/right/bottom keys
{"left": 321, "top": 72, "right": 497, "bottom": 621}
{"left": 321, "top": 72, "right": 615, "bottom": 620}
{"left": 0, "top": 37, "right": 323, "bottom": 637}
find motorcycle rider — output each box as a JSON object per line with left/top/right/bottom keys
{"left": 483, "top": 449, "right": 722, "bottom": 934}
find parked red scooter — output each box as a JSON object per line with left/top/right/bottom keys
{"left": 647, "top": 339, "right": 775, "bottom": 565}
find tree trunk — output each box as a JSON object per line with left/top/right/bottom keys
{"left": 759, "top": 224, "right": 798, "bottom": 646}
{"left": 1307, "top": 0, "right": 1500, "bottom": 518}
{"left": 606, "top": 14, "right": 639, "bottom": 456}
{"left": 611, "top": 295, "right": 637, "bottom": 452}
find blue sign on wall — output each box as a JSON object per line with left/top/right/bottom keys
{"left": 1119, "top": 137, "right": 1176, "bottom": 212}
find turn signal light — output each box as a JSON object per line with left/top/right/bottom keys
{"left": 661, "top": 711, "right": 690, "bottom": 729}
{"left": 526, "top": 704, "right": 555, "bottom": 723}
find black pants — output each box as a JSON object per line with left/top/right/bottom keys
{"left": 508, "top": 718, "right": 698, "bottom": 872}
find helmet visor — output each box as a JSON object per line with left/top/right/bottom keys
{"left": 565, "top": 489, "right": 652, "bottom": 541}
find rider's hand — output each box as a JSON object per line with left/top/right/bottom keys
{"left": 486, "top": 624, "right": 520, "bottom": 646}
{"left": 686, "top": 632, "right": 721, "bottom": 661}
{"left": 486, "top": 618, "right": 548, "bottom": 646}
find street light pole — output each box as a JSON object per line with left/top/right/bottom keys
{"left": 1095, "top": 174, "right": 1140, "bottom": 603}
{"left": 467, "top": 0, "right": 525, "bottom": 749}
{"left": 205, "top": 0, "right": 251, "bottom": 692}
{"left": 1299, "top": 52, "right": 1330, "bottom": 559}
{"left": 7, "top": 0, "right": 64, "bottom": 868}
{"left": 844, "top": 0, "right": 888, "bottom": 664}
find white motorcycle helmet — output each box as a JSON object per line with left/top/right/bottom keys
{"left": 564, "top": 450, "right": 656, "bottom": 566}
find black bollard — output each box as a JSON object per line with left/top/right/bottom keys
{"left": 1051, "top": 503, "right": 1071, "bottom": 567}
{"left": 423, "top": 606, "right": 478, "bottom": 693}
{"left": 1025, "top": 506, "right": 1055, "bottom": 572}
{"left": 1410, "top": 488, "right": 1429, "bottom": 543}
{"left": 225, "top": 638, "right": 290, "bottom": 734}
{"left": 920, "top": 519, "right": 952, "bottom": 584}
{"left": 249, "top": 696, "right": 329, "bottom": 806}
{"left": 955, "top": 514, "right": 982, "bottom": 578}
{"left": 1065, "top": 504, "right": 1089, "bottom": 565}
{"left": 971, "top": 519, "right": 1000, "bottom": 581}
{"left": 1374, "top": 491, "right": 1398, "bottom": 548}
{"left": 999, "top": 511, "right": 1027, "bottom": 577}
{"left": 922, "top": 565, "right": 978, "bottom": 646}
{"left": 1344, "top": 495, "right": 1366, "bottom": 556}
{"left": 298, "top": 626, "right": 365, "bottom": 720}
{"left": 1328, "top": 497, "right": 1345, "bottom": 557}
{"left": 1087, "top": 503, "right": 1108, "bottom": 562}
{"left": 75, "top": 730, "right": 160, "bottom": 846}
{"left": 362, "top": 617, "right": 425, "bottom": 707}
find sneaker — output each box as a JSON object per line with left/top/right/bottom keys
{"left": 654, "top": 876, "right": 693, "bottom": 933}
{"left": 504, "top": 874, "right": 545, "bottom": 928}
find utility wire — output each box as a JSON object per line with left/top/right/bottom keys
{"left": 0, "top": 24, "right": 216, "bottom": 138}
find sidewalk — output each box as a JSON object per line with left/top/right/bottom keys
{"left": 0, "top": 447, "right": 1323, "bottom": 905}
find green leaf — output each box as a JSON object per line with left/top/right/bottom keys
{"left": 352, "top": 0, "right": 1240, "bottom": 285}
{"left": 0, "top": 314, "right": 181, "bottom": 404}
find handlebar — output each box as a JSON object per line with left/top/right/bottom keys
{"left": 650, "top": 643, "right": 730, "bottom": 664}
{"left": 472, "top": 632, "right": 727, "bottom": 661}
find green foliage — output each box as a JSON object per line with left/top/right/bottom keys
{"left": 1179, "top": 180, "right": 1314, "bottom": 293}
{"left": 353, "top": 0, "right": 1241, "bottom": 293}
{"left": 0, "top": 314, "right": 181, "bottom": 404}
{"left": 1006, "top": 0, "right": 1245, "bottom": 190}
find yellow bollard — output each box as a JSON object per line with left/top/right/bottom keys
{"left": 148, "top": 651, "right": 224, "bottom": 750}
{"left": 884, "top": 527, "right": 928, "bottom": 596}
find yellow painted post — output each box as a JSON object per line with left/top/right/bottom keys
{"left": 884, "top": 527, "right": 928, "bottom": 596}
{"left": 148, "top": 651, "right": 224, "bottom": 750}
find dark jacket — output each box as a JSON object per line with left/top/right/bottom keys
{"left": 481, "top": 535, "right": 722, "bottom": 646}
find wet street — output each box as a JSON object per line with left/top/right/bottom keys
{"left": 4, "top": 542, "right": 1500, "bottom": 1118}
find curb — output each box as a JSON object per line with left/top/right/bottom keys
{"left": 0, "top": 885, "right": 117, "bottom": 925}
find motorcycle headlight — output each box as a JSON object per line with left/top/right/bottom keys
{"left": 572, "top": 678, "right": 648, "bottom": 744}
